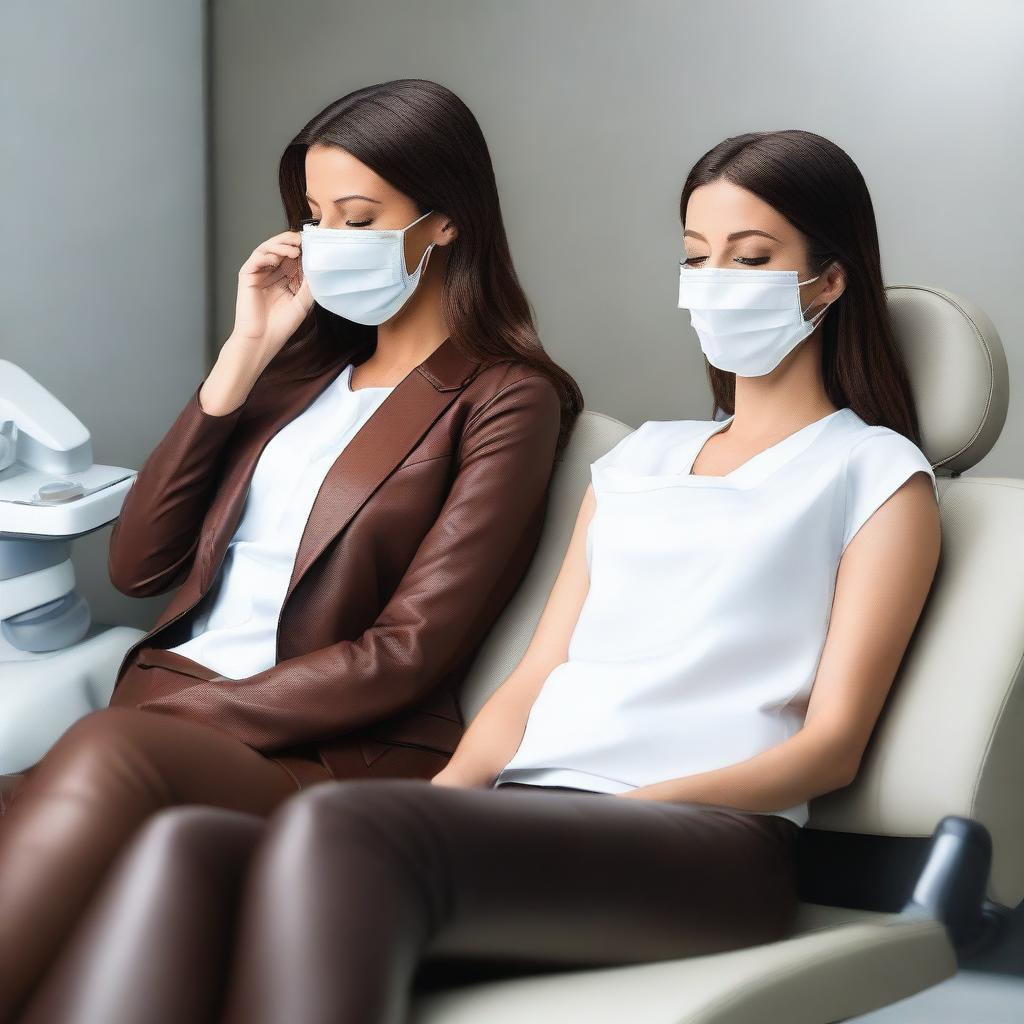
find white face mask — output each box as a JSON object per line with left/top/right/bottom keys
{"left": 301, "top": 209, "right": 436, "bottom": 325}
{"left": 677, "top": 265, "right": 836, "bottom": 377}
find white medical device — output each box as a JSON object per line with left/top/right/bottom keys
{"left": 0, "top": 360, "right": 145, "bottom": 772}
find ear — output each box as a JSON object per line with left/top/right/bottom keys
{"left": 822, "top": 260, "right": 847, "bottom": 303}
{"left": 433, "top": 215, "right": 458, "bottom": 247}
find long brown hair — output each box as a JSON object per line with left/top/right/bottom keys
{"left": 680, "top": 130, "right": 923, "bottom": 445}
{"left": 270, "top": 78, "right": 582, "bottom": 453}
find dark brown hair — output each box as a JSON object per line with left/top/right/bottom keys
{"left": 680, "top": 130, "right": 923, "bottom": 445}
{"left": 270, "top": 78, "right": 582, "bottom": 453}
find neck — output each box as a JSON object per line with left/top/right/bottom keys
{"left": 729, "top": 329, "right": 839, "bottom": 437}
{"left": 372, "top": 250, "right": 452, "bottom": 371}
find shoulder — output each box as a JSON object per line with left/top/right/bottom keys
{"left": 843, "top": 424, "right": 935, "bottom": 484}
{"left": 457, "top": 361, "right": 561, "bottom": 451}
{"left": 841, "top": 423, "right": 938, "bottom": 551}
{"left": 462, "top": 361, "right": 560, "bottom": 416}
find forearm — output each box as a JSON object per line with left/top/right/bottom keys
{"left": 108, "top": 337, "right": 272, "bottom": 598}
{"left": 108, "top": 381, "right": 244, "bottom": 597}
{"left": 619, "top": 727, "right": 855, "bottom": 812}
{"left": 137, "top": 630, "right": 440, "bottom": 750}
{"left": 197, "top": 335, "right": 273, "bottom": 415}
{"left": 441, "top": 669, "right": 546, "bottom": 786}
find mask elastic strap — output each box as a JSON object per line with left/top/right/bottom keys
{"left": 403, "top": 209, "right": 437, "bottom": 279}
{"left": 798, "top": 268, "right": 835, "bottom": 324}
{"left": 403, "top": 209, "right": 435, "bottom": 232}
{"left": 802, "top": 294, "right": 834, "bottom": 325}
{"left": 414, "top": 241, "right": 437, "bottom": 277}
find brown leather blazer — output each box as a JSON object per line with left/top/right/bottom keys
{"left": 106, "top": 336, "right": 563, "bottom": 777}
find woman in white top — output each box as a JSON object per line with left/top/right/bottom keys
{"left": 20, "top": 130, "right": 941, "bottom": 1024}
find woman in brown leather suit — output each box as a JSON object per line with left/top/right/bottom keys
{"left": 0, "top": 78, "right": 581, "bottom": 1019}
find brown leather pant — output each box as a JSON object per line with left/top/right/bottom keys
{"left": 18, "top": 778, "right": 800, "bottom": 1024}
{"left": 0, "top": 650, "right": 447, "bottom": 1023}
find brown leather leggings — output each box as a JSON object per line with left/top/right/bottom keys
{"left": 0, "top": 649, "right": 353, "bottom": 1022}
{"left": 18, "top": 778, "right": 800, "bottom": 1024}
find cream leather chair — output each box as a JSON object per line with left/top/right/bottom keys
{"left": 410, "top": 285, "right": 1017, "bottom": 1023}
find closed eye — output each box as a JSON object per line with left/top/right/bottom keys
{"left": 301, "top": 216, "right": 374, "bottom": 228}
{"left": 682, "top": 256, "right": 771, "bottom": 267}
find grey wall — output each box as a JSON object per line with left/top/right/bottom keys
{"left": 211, "top": 0, "right": 1023, "bottom": 477}
{"left": 2, "top": 0, "right": 207, "bottom": 630}
{"left": 5, "top": 0, "right": 1022, "bottom": 630}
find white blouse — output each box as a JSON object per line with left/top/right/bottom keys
{"left": 167, "top": 363, "right": 394, "bottom": 678}
{"left": 493, "top": 406, "right": 938, "bottom": 827}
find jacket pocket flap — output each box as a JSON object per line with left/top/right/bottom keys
{"left": 365, "top": 710, "right": 464, "bottom": 757}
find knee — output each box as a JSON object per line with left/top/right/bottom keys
{"left": 128, "top": 806, "right": 263, "bottom": 879}
{"left": 267, "top": 779, "right": 431, "bottom": 860}
{"left": 53, "top": 706, "right": 146, "bottom": 753}
{"left": 34, "top": 707, "right": 154, "bottom": 786}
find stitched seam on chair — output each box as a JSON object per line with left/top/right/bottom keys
{"left": 583, "top": 410, "right": 637, "bottom": 428}
{"left": 945, "top": 478, "right": 1024, "bottom": 491}
{"left": 887, "top": 284, "right": 996, "bottom": 471}
{"left": 969, "top": 644, "right": 1024, "bottom": 821}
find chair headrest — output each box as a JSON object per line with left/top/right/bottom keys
{"left": 886, "top": 285, "right": 1008, "bottom": 475}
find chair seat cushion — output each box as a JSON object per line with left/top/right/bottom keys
{"left": 411, "top": 903, "right": 956, "bottom": 1024}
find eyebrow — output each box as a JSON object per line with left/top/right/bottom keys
{"left": 683, "top": 229, "right": 781, "bottom": 243}
{"left": 304, "top": 193, "right": 383, "bottom": 205}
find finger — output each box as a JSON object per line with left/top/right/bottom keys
{"left": 253, "top": 241, "right": 301, "bottom": 261}
{"left": 240, "top": 251, "right": 287, "bottom": 276}
{"left": 261, "top": 230, "right": 303, "bottom": 247}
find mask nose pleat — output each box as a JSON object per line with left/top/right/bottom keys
{"left": 304, "top": 266, "right": 401, "bottom": 293}
{"left": 689, "top": 307, "right": 798, "bottom": 331}
{"left": 679, "top": 282, "right": 797, "bottom": 310}
{"left": 690, "top": 314, "right": 810, "bottom": 345}
{"left": 302, "top": 241, "right": 396, "bottom": 272}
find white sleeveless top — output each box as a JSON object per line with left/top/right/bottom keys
{"left": 493, "top": 406, "right": 938, "bottom": 827}
{"left": 167, "top": 363, "right": 394, "bottom": 678}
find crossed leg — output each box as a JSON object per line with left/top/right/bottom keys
{"left": 0, "top": 705, "right": 298, "bottom": 1021}
{"left": 19, "top": 778, "right": 800, "bottom": 1024}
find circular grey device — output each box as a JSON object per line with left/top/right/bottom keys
{"left": 35, "top": 480, "right": 85, "bottom": 504}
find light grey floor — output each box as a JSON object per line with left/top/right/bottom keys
{"left": 854, "top": 901, "right": 1024, "bottom": 1022}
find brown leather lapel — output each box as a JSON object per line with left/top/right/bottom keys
{"left": 200, "top": 336, "right": 481, "bottom": 608}
{"left": 281, "top": 337, "right": 481, "bottom": 609}
{"left": 197, "top": 364, "right": 348, "bottom": 593}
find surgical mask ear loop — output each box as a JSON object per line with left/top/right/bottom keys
{"left": 415, "top": 240, "right": 437, "bottom": 278}
{"left": 404, "top": 209, "right": 435, "bottom": 231}
{"left": 797, "top": 269, "right": 835, "bottom": 325}
{"left": 402, "top": 209, "right": 436, "bottom": 279}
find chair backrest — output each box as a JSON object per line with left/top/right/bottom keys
{"left": 459, "top": 285, "right": 1021, "bottom": 908}
{"left": 811, "top": 286, "right": 1019, "bottom": 910}
{"left": 459, "top": 410, "right": 632, "bottom": 717}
